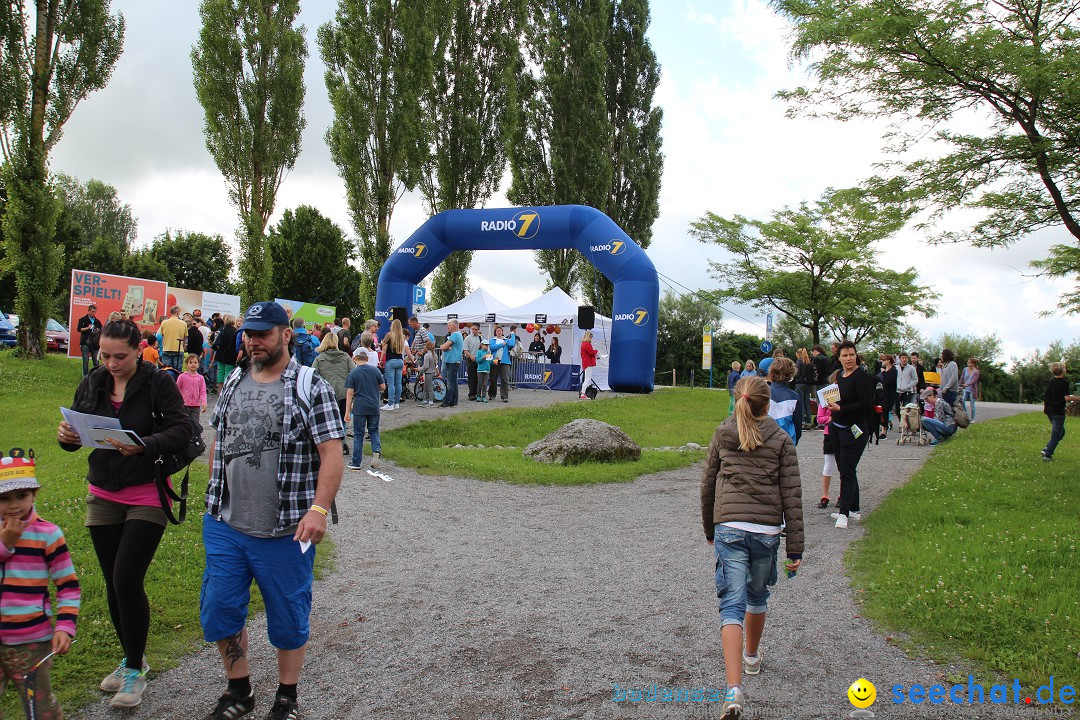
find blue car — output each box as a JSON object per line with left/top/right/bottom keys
{"left": 0, "top": 311, "right": 16, "bottom": 349}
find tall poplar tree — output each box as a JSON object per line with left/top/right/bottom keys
{"left": 191, "top": 0, "right": 307, "bottom": 305}
{"left": 0, "top": 0, "right": 124, "bottom": 357}
{"left": 421, "top": 0, "right": 521, "bottom": 309}
{"left": 580, "top": 0, "right": 663, "bottom": 315}
{"left": 318, "top": 0, "right": 436, "bottom": 318}
{"left": 508, "top": 0, "right": 613, "bottom": 293}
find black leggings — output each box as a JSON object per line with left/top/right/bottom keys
{"left": 89, "top": 521, "right": 166, "bottom": 670}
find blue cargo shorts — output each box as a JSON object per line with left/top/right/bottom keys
{"left": 201, "top": 515, "right": 315, "bottom": 650}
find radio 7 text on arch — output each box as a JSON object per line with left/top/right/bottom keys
{"left": 375, "top": 205, "right": 659, "bottom": 393}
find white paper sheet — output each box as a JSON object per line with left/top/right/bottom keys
{"left": 60, "top": 407, "right": 142, "bottom": 449}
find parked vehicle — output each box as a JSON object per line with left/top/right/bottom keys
{"left": 45, "top": 318, "right": 70, "bottom": 353}
{"left": 0, "top": 312, "right": 16, "bottom": 349}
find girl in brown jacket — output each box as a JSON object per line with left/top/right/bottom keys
{"left": 701, "top": 376, "right": 804, "bottom": 719}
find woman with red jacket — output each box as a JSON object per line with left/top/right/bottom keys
{"left": 579, "top": 331, "right": 598, "bottom": 399}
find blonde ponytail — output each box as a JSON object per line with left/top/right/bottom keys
{"left": 732, "top": 376, "right": 771, "bottom": 452}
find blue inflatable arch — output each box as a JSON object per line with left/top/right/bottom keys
{"left": 375, "top": 205, "right": 659, "bottom": 393}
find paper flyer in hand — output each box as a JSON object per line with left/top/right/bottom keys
{"left": 61, "top": 407, "right": 143, "bottom": 449}
{"left": 816, "top": 384, "right": 841, "bottom": 407}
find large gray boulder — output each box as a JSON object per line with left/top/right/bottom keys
{"left": 523, "top": 418, "right": 641, "bottom": 465}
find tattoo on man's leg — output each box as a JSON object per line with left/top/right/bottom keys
{"left": 223, "top": 631, "right": 245, "bottom": 669}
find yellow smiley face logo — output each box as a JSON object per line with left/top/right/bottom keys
{"left": 848, "top": 678, "right": 876, "bottom": 708}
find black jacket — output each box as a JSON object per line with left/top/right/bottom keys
{"left": 811, "top": 353, "right": 832, "bottom": 386}
{"left": 212, "top": 325, "right": 239, "bottom": 365}
{"left": 60, "top": 361, "right": 192, "bottom": 491}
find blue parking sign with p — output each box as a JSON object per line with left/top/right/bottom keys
{"left": 413, "top": 285, "right": 427, "bottom": 306}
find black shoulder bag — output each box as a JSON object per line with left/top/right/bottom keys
{"left": 149, "top": 377, "right": 206, "bottom": 524}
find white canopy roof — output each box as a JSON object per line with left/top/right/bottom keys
{"left": 417, "top": 287, "right": 510, "bottom": 324}
{"left": 497, "top": 287, "right": 584, "bottom": 325}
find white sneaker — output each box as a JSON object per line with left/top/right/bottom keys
{"left": 835, "top": 514, "right": 848, "bottom": 528}
{"left": 381, "top": 404, "right": 393, "bottom": 410}
{"left": 722, "top": 686, "right": 744, "bottom": 719}
{"left": 372, "top": 451, "right": 381, "bottom": 469}
{"left": 109, "top": 668, "right": 147, "bottom": 708}
{"left": 394, "top": 403, "right": 400, "bottom": 409}
{"left": 101, "top": 657, "right": 150, "bottom": 692}
{"left": 831, "top": 511, "right": 861, "bottom": 521}
{"left": 742, "top": 649, "right": 762, "bottom": 675}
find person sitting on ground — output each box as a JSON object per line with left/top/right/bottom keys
{"left": 767, "top": 357, "right": 802, "bottom": 445}
{"left": 700, "top": 375, "right": 803, "bottom": 720}
{"left": 922, "top": 388, "right": 958, "bottom": 445}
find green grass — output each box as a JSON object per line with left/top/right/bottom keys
{"left": 380, "top": 387, "right": 729, "bottom": 484}
{"left": 851, "top": 411, "right": 1079, "bottom": 689}
{"left": 0, "top": 351, "right": 332, "bottom": 713}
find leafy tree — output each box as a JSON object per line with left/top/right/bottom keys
{"left": 655, "top": 290, "right": 723, "bottom": 387}
{"left": 421, "top": 0, "right": 521, "bottom": 309}
{"left": 581, "top": 0, "right": 663, "bottom": 316}
{"left": 318, "top": 0, "right": 436, "bottom": 318}
{"left": 0, "top": 172, "right": 11, "bottom": 311}
{"left": 268, "top": 205, "right": 361, "bottom": 319}
{"left": 122, "top": 248, "right": 170, "bottom": 287}
{"left": 1010, "top": 340, "right": 1080, "bottom": 404}
{"left": 773, "top": 0, "right": 1080, "bottom": 312}
{"left": 144, "top": 229, "right": 232, "bottom": 293}
{"left": 508, "top": 0, "right": 613, "bottom": 293}
{"left": 1, "top": 0, "right": 124, "bottom": 357}
{"left": 771, "top": 312, "right": 813, "bottom": 355}
{"left": 690, "top": 185, "right": 933, "bottom": 346}
{"left": 53, "top": 174, "right": 137, "bottom": 310}
{"left": 191, "top": 0, "right": 307, "bottom": 305}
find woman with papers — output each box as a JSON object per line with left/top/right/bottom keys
{"left": 56, "top": 319, "right": 191, "bottom": 708}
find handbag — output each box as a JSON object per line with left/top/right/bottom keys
{"left": 150, "top": 385, "right": 205, "bottom": 524}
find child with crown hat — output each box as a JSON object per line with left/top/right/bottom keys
{"left": 0, "top": 450, "right": 80, "bottom": 719}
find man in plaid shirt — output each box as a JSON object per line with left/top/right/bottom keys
{"left": 201, "top": 301, "right": 344, "bottom": 720}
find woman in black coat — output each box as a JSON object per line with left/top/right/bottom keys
{"left": 57, "top": 320, "right": 191, "bottom": 707}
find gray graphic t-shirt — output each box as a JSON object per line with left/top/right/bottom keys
{"left": 220, "top": 373, "right": 293, "bottom": 537}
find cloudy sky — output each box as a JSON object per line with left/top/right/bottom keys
{"left": 49, "top": 0, "right": 1080, "bottom": 365}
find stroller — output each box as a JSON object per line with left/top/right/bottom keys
{"left": 897, "top": 403, "right": 928, "bottom": 445}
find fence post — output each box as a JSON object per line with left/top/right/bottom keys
{"left": 690, "top": 369, "right": 695, "bottom": 388}
{"left": 672, "top": 368, "right": 676, "bottom": 387}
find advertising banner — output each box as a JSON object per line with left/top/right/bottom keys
{"left": 275, "top": 298, "right": 336, "bottom": 328}
{"left": 68, "top": 270, "right": 168, "bottom": 358}
{"left": 702, "top": 325, "right": 713, "bottom": 370}
{"left": 169, "top": 288, "right": 241, "bottom": 319}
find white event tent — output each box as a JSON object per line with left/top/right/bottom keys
{"left": 498, "top": 287, "right": 612, "bottom": 391}
{"left": 417, "top": 287, "right": 509, "bottom": 326}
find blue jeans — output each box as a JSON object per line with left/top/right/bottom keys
{"left": 795, "top": 383, "right": 813, "bottom": 424}
{"left": 922, "top": 417, "right": 956, "bottom": 443}
{"left": 962, "top": 387, "right": 977, "bottom": 421}
{"left": 81, "top": 344, "right": 99, "bottom": 376}
{"left": 1044, "top": 415, "right": 1066, "bottom": 458}
{"left": 383, "top": 358, "right": 404, "bottom": 404}
{"left": 351, "top": 412, "right": 381, "bottom": 467}
{"left": 713, "top": 525, "right": 780, "bottom": 627}
{"left": 161, "top": 351, "right": 183, "bottom": 371}
{"left": 443, "top": 362, "right": 460, "bottom": 405}
{"left": 942, "top": 388, "right": 958, "bottom": 405}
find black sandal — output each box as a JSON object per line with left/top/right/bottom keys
{"left": 817, "top": 497, "right": 829, "bottom": 509}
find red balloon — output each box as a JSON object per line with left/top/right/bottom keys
{"left": 546, "top": 324, "right": 556, "bottom": 335}
{"left": 525, "top": 323, "right": 534, "bottom": 333}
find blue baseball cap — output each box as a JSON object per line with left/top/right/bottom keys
{"left": 240, "top": 301, "right": 289, "bottom": 332}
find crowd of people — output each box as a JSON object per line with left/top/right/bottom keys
{"left": 5, "top": 306, "right": 1068, "bottom": 720}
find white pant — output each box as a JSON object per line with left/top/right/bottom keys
{"left": 581, "top": 366, "right": 595, "bottom": 395}
{"left": 822, "top": 452, "right": 837, "bottom": 477}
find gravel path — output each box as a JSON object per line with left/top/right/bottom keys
{"left": 73, "top": 396, "right": 1050, "bottom": 720}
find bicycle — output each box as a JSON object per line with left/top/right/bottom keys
{"left": 413, "top": 373, "right": 447, "bottom": 403}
